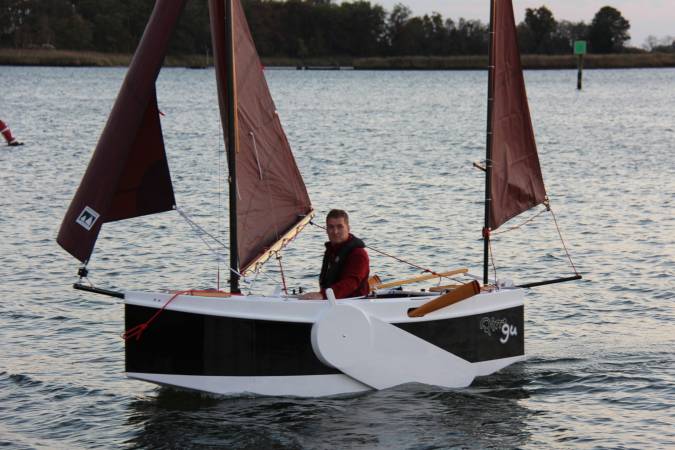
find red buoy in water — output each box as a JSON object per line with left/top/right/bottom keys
{"left": 0, "top": 119, "right": 23, "bottom": 146}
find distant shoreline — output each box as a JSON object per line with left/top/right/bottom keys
{"left": 1, "top": 48, "right": 674, "bottom": 70}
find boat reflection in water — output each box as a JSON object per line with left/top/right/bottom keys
{"left": 125, "top": 376, "right": 532, "bottom": 448}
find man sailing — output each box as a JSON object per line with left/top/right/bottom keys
{"left": 300, "top": 209, "right": 370, "bottom": 300}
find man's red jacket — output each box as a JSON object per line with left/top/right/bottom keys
{"left": 320, "top": 235, "right": 370, "bottom": 299}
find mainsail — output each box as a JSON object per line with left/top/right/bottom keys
{"left": 488, "top": 0, "right": 547, "bottom": 230}
{"left": 58, "top": 0, "right": 313, "bottom": 276}
{"left": 210, "top": 0, "right": 313, "bottom": 274}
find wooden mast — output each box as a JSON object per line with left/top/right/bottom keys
{"left": 225, "top": 0, "right": 240, "bottom": 293}
{"left": 483, "top": 0, "right": 496, "bottom": 286}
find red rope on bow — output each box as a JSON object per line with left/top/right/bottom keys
{"left": 122, "top": 290, "right": 190, "bottom": 341}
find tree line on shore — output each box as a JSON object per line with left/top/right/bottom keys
{"left": 1, "top": 0, "right": 672, "bottom": 58}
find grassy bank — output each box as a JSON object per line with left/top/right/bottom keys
{"left": 354, "top": 53, "right": 675, "bottom": 70}
{"left": 0, "top": 48, "right": 209, "bottom": 67}
{"left": 2, "top": 48, "right": 675, "bottom": 70}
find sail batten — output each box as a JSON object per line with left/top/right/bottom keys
{"left": 488, "top": 0, "right": 547, "bottom": 231}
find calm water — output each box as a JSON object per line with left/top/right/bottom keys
{"left": 0, "top": 65, "right": 673, "bottom": 448}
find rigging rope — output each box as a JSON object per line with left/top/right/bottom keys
{"left": 122, "top": 290, "right": 190, "bottom": 341}
{"left": 488, "top": 235, "right": 498, "bottom": 284}
{"left": 549, "top": 207, "right": 580, "bottom": 275}
{"left": 247, "top": 268, "right": 261, "bottom": 293}
{"left": 218, "top": 116, "right": 225, "bottom": 290}
{"left": 177, "top": 205, "right": 293, "bottom": 294}
{"left": 308, "top": 203, "right": 578, "bottom": 287}
{"left": 309, "top": 220, "right": 458, "bottom": 281}
{"left": 177, "top": 204, "right": 297, "bottom": 296}
{"left": 276, "top": 252, "right": 288, "bottom": 295}
{"left": 491, "top": 207, "right": 548, "bottom": 235}
{"left": 487, "top": 201, "right": 580, "bottom": 277}
{"left": 175, "top": 206, "right": 228, "bottom": 252}
{"left": 175, "top": 206, "right": 249, "bottom": 283}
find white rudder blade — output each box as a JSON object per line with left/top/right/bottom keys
{"left": 311, "top": 290, "right": 476, "bottom": 390}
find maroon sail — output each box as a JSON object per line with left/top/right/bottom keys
{"left": 57, "top": 0, "right": 185, "bottom": 263}
{"left": 210, "top": 0, "right": 313, "bottom": 274}
{"left": 489, "top": 0, "right": 547, "bottom": 230}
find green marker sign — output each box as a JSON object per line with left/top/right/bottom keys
{"left": 574, "top": 40, "right": 587, "bottom": 55}
{"left": 574, "top": 41, "right": 585, "bottom": 90}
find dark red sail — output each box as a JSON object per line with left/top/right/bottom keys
{"left": 489, "top": 0, "right": 547, "bottom": 230}
{"left": 57, "top": 0, "right": 185, "bottom": 263}
{"left": 210, "top": 0, "right": 313, "bottom": 274}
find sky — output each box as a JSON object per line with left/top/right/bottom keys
{"left": 373, "top": 0, "right": 675, "bottom": 48}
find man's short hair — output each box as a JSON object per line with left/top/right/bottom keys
{"left": 326, "top": 209, "right": 349, "bottom": 224}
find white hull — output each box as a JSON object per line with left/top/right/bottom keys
{"left": 127, "top": 354, "right": 525, "bottom": 397}
{"left": 127, "top": 373, "right": 371, "bottom": 397}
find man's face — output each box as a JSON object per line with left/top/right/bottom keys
{"left": 326, "top": 217, "right": 350, "bottom": 245}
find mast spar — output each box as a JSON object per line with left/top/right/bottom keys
{"left": 210, "top": 0, "right": 240, "bottom": 293}
{"left": 225, "top": 0, "right": 240, "bottom": 293}
{"left": 483, "top": 0, "right": 496, "bottom": 286}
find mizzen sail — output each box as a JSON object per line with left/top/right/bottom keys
{"left": 489, "top": 0, "right": 547, "bottom": 230}
{"left": 211, "top": 0, "right": 313, "bottom": 275}
{"left": 57, "top": 0, "right": 184, "bottom": 263}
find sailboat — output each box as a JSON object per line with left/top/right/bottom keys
{"left": 57, "top": 0, "right": 580, "bottom": 397}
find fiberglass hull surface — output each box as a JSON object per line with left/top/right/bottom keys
{"left": 124, "top": 290, "right": 524, "bottom": 396}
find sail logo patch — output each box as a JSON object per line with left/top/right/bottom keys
{"left": 76, "top": 206, "right": 100, "bottom": 231}
{"left": 480, "top": 316, "right": 518, "bottom": 344}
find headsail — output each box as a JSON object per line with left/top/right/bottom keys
{"left": 57, "top": 0, "right": 185, "bottom": 263}
{"left": 488, "top": 0, "right": 547, "bottom": 230}
{"left": 210, "top": 0, "right": 313, "bottom": 275}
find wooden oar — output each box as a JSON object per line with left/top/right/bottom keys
{"left": 408, "top": 280, "right": 480, "bottom": 317}
{"left": 371, "top": 268, "right": 468, "bottom": 291}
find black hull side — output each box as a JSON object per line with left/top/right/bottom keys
{"left": 125, "top": 305, "right": 339, "bottom": 376}
{"left": 125, "top": 304, "right": 524, "bottom": 376}
{"left": 396, "top": 305, "right": 524, "bottom": 362}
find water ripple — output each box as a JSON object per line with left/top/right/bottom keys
{"left": 1, "top": 66, "right": 674, "bottom": 448}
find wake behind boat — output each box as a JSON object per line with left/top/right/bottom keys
{"left": 57, "top": 0, "right": 580, "bottom": 397}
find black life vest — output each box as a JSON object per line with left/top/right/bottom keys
{"left": 319, "top": 235, "right": 366, "bottom": 290}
